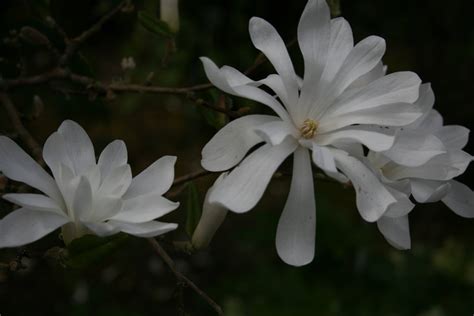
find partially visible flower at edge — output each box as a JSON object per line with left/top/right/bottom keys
{"left": 160, "top": 0, "right": 179, "bottom": 33}
{"left": 0, "top": 120, "right": 179, "bottom": 247}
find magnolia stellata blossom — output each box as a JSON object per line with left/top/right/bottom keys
{"left": 199, "top": 0, "right": 425, "bottom": 266}
{"left": 366, "top": 84, "right": 473, "bottom": 249}
{"left": 0, "top": 120, "right": 179, "bottom": 247}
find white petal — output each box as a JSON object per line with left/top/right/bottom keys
{"left": 125, "top": 156, "right": 176, "bottom": 199}
{"left": 383, "top": 131, "right": 446, "bottom": 167}
{"left": 201, "top": 115, "right": 277, "bottom": 171}
{"left": 98, "top": 140, "right": 128, "bottom": 180}
{"left": 416, "top": 110, "right": 443, "bottom": 132}
{"left": 43, "top": 132, "right": 73, "bottom": 181}
{"left": 89, "top": 196, "right": 123, "bottom": 222}
{"left": 442, "top": 180, "right": 474, "bottom": 218}
{"left": 109, "top": 220, "right": 178, "bottom": 238}
{"left": 315, "top": 36, "right": 386, "bottom": 116}
{"left": 249, "top": 17, "right": 298, "bottom": 107}
{"left": 322, "top": 71, "right": 421, "bottom": 118}
{"left": 82, "top": 221, "right": 120, "bottom": 237}
{"left": 411, "top": 179, "right": 451, "bottom": 203}
{"left": 0, "top": 136, "right": 62, "bottom": 203}
{"left": 297, "top": 0, "right": 331, "bottom": 122}
{"left": 319, "top": 102, "right": 422, "bottom": 132}
{"left": 377, "top": 215, "right": 411, "bottom": 250}
{"left": 311, "top": 144, "right": 338, "bottom": 174}
{"left": 383, "top": 186, "right": 415, "bottom": 218}
{"left": 409, "top": 84, "right": 435, "bottom": 128}
{"left": 254, "top": 120, "right": 297, "bottom": 146}
{"left": 315, "top": 126, "right": 395, "bottom": 152}
{"left": 0, "top": 208, "right": 69, "bottom": 248}
{"left": 347, "top": 61, "right": 386, "bottom": 89}
{"left": 73, "top": 176, "right": 93, "bottom": 221}
{"left": 320, "top": 17, "right": 354, "bottom": 84}
{"left": 434, "top": 125, "right": 470, "bottom": 151}
{"left": 276, "top": 147, "right": 315, "bottom": 266}
{"left": 333, "top": 152, "right": 397, "bottom": 222}
{"left": 110, "top": 194, "right": 179, "bottom": 223}
{"left": 2, "top": 193, "right": 63, "bottom": 214}
{"left": 99, "top": 164, "right": 132, "bottom": 197}
{"left": 57, "top": 120, "right": 96, "bottom": 175}
{"left": 200, "top": 57, "right": 290, "bottom": 121}
{"left": 209, "top": 139, "right": 298, "bottom": 213}
{"left": 256, "top": 74, "right": 288, "bottom": 104}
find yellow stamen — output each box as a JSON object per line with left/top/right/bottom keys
{"left": 300, "top": 119, "right": 318, "bottom": 139}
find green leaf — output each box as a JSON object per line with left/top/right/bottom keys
{"left": 138, "top": 10, "right": 174, "bottom": 38}
{"left": 185, "top": 181, "right": 202, "bottom": 237}
{"left": 65, "top": 233, "right": 129, "bottom": 269}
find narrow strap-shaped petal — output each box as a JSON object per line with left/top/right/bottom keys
{"left": 2, "top": 193, "right": 64, "bottom": 214}
{"left": 57, "top": 120, "right": 96, "bottom": 175}
{"left": 442, "top": 180, "right": 474, "bottom": 218}
{"left": 201, "top": 115, "right": 278, "bottom": 171}
{"left": 411, "top": 179, "right": 451, "bottom": 203}
{"left": 249, "top": 17, "right": 299, "bottom": 108}
{"left": 315, "top": 126, "right": 395, "bottom": 152}
{"left": 110, "top": 193, "right": 179, "bottom": 223}
{"left": 73, "top": 176, "right": 93, "bottom": 221}
{"left": 0, "top": 136, "right": 62, "bottom": 203}
{"left": 276, "top": 147, "right": 316, "bottom": 266}
{"left": 209, "top": 138, "right": 298, "bottom": 213}
{"left": 82, "top": 221, "right": 120, "bottom": 237}
{"left": 125, "top": 156, "right": 176, "bottom": 199}
{"left": 347, "top": 62, "right": 386, "bottom": 89}
{"left": 99, "top": 164, "right": 132, "bottom": 197}
{"left": 333, "top": 151, "right": 397, "bottom": 222}
{"left": 434, "top": 125, "right": 470, "bottom": 151}
{"left": 254, "top": 120, "right": 297, "bottom": 146}
{"left": 43, "top": 132, "right": 73, "bottom": 181}
{"left": 297, "top": 0, "right": 331, "bottom": 123}
{"left": 0, "top": 208, "right": 69, "bottom": 248}
{"left": 377, "top": 215, "right": 411, "bottom": 250}
{"left": 109, "top": 220, "right": 178, "bottom": 238}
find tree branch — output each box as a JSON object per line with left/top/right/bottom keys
{"left": 147, "top": 238, "right": 224, "bottom": 315}
{"left": 0, "top": 93, "right": 44, "bottom": 164}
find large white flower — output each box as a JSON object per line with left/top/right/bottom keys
{"left": 0, "top": 120, "right": 179, "bottom": 247}
{"left": 199, "top": 0, "right": 424, "bottom": 266}
{"left": 367, "top": 84, "right": 473, "bottom": 249}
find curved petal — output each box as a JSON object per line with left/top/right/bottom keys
{"left": 57, "top": 120, "right": 96, "bottom": 175}
{"left": 200, "top": 57, "right": 290, "bottom": 121}
{"left": 201, "top": 115, "right": 277, "bottom": 171}
{"left": 442, "top": 180, "right": 474, "bottom": 218}
{"left": 99, "top": 164, "right": 132, "bottom": 197}
{"left": 73, "top": 176, "right": 93, "bottom": 221}
{"left": 0, "top": 136, "right": 62, "bottom": 203}
{"left": 109, "top": 220, "right": 178, "bottom": 238}
{"left": 314, "top": 36, "right": 386, "bottom": 118}
{"left": 125, "top": 156, "right": 176, "bottom": 199}
{"left": 254, "top": 120, "right": 297, "bottom": 146}
{"left": 311, "top": 144, "right": 338, "bottom": 175}
{"left": 319, "top": 102, "right": 422, "bottom": 132}
{"left": 82, "top": 221, "right": 120, "bottom": 237}
{"left": 0, "top": 208, "right": 69, "bottom": 248}
{"left": 249, "top": 17, "right": 298, "bottom": 107}
{"left": 2, "top": 193, "right": 63, "bottom": 214}
{"left": 98, "top": 140, "right": 128, "bottom": 180}
{"left": 89, "top": 196, "right": 123, "bottom": 222}
{"left": 315, "top": 126, "right": 395, "bottom": 152}
{"left": 110, "top": 194, "right": 179, "bottom": 223}
{"left": 333, "top": 152, "right": 397, "bottom": 222}
{"left": 383, "top": 186, "right": 415, "bottom": 218}
{"left": 409, "top": 84, "right": 436, "bottom": 128}
{"left": 347, "top": 61, "right": 386, "bottom": 89}
{"left": 209, "top": 138, "right": 298, "bottom": 213}
{"left": 434, "top": 125, "right": 470, "bottom": 151}
{"left": 297, "top": 0, "right": 331, "bottom": 122}
{"left": 43, "top": 132, "right": 73, "bottom": 181}
{"left": 411, "top": 179, "right": 451, "bottom": 203}
{"left": 322, "top": 71, "right": 421, "bottom": 118}
{"left": 377, "top": 215, "right": 411, "bottom": 250}
{"left": 276, "top": 147, "right": 315, "bottom": 266}
{"left": 383, "top": 131, "right": 446, "bottom": 167}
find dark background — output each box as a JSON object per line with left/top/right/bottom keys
{"left": 0, "top": 0, "right": 473, "bottom": 315}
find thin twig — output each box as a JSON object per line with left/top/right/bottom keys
{"left": 147, "top": 238, "right": 224, "bottom": 315}
{"left": 59, "top": 0, "right": 128, "bottom": 65}
{"left": 173, "top": 169, "right": 212, "bottom": 187}
{"left": 0, "top": 93, "right": 43, "bottom": 164}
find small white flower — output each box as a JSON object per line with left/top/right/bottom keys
{"left": 200, "top": 0, "right": 423, "bottom": 265}
{"left": 0, "top": 120, "right": 179, "bottom": 247}
{"left": 121, "top": 57, "right": 136, "bottom": 71}
{"left": 367, "top": 84, "right": 473, "bottom": 248}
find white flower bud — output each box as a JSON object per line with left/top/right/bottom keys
{"left": 121, "top": 57, "right": 136, "bottom": 71}
{"left": 191, "top": 173, "right": 228, "bottom": 250}
{"left": 160, "top": 0, "right": 179, "bottom": 33}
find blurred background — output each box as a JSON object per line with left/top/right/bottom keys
{"left": 0, "top": 0, "right": 473, "bottom": 315}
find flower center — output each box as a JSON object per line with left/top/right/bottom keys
{"left": 300, "top": 119, "right": 318, "bottom": 139}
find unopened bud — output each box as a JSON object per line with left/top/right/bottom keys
{"left": 191, "top": 173, "right": 228, "bottom": 249}
{"left": 160, "top": 0, "right": 180, "bottom": 33}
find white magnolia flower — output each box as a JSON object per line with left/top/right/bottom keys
{"left": 367, "top": 84, "right": 473, "bottom": 249}
{"left": 199, "top": 0, "right": 424, "bottom": 266}
{"left": 0, "top": 120, "right": 179, "bottom": 247}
